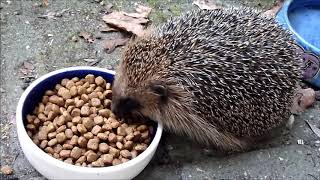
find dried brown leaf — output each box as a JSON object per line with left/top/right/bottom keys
{"left": 291, "top": 88, "right": 316, "bottom": 114}
{"left": 102, "top": 12, "right": 148, "bottom": 36}
{"left": 263, "top": 1, "right": 284, "bottom": 17}
{"left": 43, "top": 0, "right": 49, "bottom": 6}
{"left": 193, "top": 0, "right": 221, "bottom": 10}
{"left": 19, "top": 61, "right": 35, "bottom": 76}
{"left": 104, "top": 38, "right": 129, "bottom": 54}
{"left": 100, "top": 25, "right": 119, "bottom": 32}
{"left": 79, "top": 32, "right": 95, "bottom": 43}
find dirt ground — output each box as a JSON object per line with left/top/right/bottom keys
{"left": 1, "top": 0, "right": 320, "bottom": 179}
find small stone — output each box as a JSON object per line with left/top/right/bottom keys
{"left": 1, "top": 165, "right": 13, "bottom": 175}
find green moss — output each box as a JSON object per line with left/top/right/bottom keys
{"left": 169, "top": 5, "right": 181, "bottom": 17}
{"left": 150, "top": 10, "right": 168, "bottom": 25}
{"left": 147, "top": 0, "right": 161, "bottom": 8}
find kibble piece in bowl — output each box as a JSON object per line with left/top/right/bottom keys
{"left": 25, "top": 74, "right": 154, "bottom": 167}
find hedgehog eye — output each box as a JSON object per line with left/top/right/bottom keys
{"left": 151, "top": 84, "right": 168, "bottom": 98}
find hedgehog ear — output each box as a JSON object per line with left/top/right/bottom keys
{"left": 150, "top": 83, "right": 168, "bottom": 99}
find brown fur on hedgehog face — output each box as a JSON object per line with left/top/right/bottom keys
{"left": 111, "top": 59, "right": 168, "bottom": 121}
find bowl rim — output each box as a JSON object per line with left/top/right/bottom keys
{"left": 281, "top": 0, "right": 320, "bottom": 53}
{"left": 16, "top": 66, "right": 163, "bottom": 173}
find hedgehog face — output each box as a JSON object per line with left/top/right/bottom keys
{"left": 111, "top": 74, "right": 168, "bottom": 121}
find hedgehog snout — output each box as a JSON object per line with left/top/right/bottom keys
{"left": 111, "top": 96, "right": 141, "bottom": 119}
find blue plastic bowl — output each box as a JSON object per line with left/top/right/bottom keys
{"left": 15, "top": 66, "right": 163, "bottom": 179}
{"left": 276, "top": 0, "right": 320, "bottom": 87}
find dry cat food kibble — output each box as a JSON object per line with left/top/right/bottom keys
{"left": 25, "top": 74, "right": 154, "bottom": 167}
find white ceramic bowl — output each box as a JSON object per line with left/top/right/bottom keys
{"left": 16, "top": 66, "right": 163, "bottom": 180}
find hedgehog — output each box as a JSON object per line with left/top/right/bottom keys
{"left": 110, "top": 8, "right": 302, "bottom": 152}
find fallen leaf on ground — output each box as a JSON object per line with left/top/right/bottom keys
{"left": 19, "top": 61, "right": 35, "bottom": 76}
{"left": 263, "top": 1, "right": 284, "bottom": 17}
{"left": 192, "top": 0, "right": 221, "bottom": 10}
{"left": 291, "top": 88, "right": 316, "bottom": 114}
{"left": 104, "top": 38, "right": 129, "bottom": 53}
{"left": 43, "top": 0, "right": 49, "bottom": 6}
{"left": 305, "top": 121, "right": 320, "bottom": 138}
{"left": 102, "top": 11, "right": 148, "bottom": 36}
{"left": 100, "top": 25, "right": 119, "bottom": 32}
{"left": 79, "top": 31, "right": 95, "bottom": 43}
